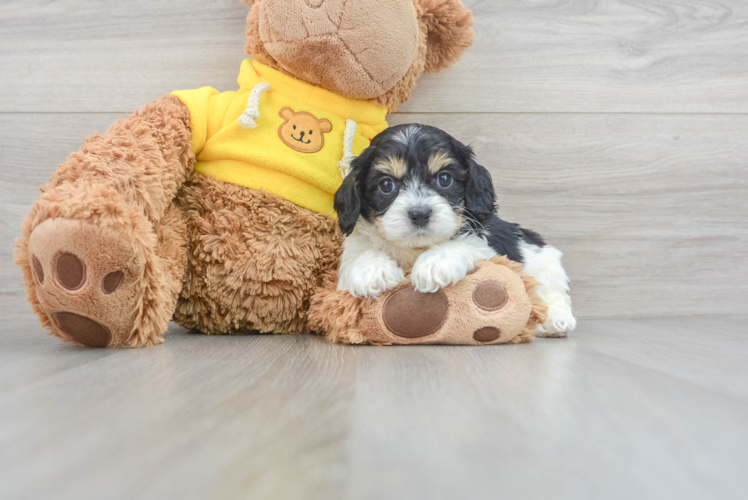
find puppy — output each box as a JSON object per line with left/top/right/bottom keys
{"left": 334, "top": 124, "right": 576, "bottom": 337}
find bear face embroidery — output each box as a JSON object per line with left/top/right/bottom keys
{"left": 278, "top": 107, "right": 333, "bottom": 154}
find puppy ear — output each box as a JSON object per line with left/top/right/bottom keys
{"left": 461, "top": 147, "right": 496, "bottom": 220}
{"left": 335, "top": 148, "right": 374, "bottom": 236}
{"left": 334, "top": 175, "right": 360, "bottom": 236}
{"left": 466, "top": 160, "right": 496, "bottom": 219}
{"left": 416, "top": 0, "right": 475, "bottom": 73}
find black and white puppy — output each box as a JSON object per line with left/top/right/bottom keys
{"left": 334, "top": 124, "right": 576, "bottom": 337}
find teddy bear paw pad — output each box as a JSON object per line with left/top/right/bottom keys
{"left": 382, "top": 287, "right": 448, "bottom": 339}
{"left": 27, "top": 218, "right": 145, "bottom": 347}
{"left": 55, "top": 253, "right": 86, "bottom": 290}
{"left": 473, "top": 326, "right": 502, "bottom": 343}
{"left": 53, "top": 312, "right": 112, "bottom": 348}
{"left": 472, "top": 281, "right": 508, "bottom": 311}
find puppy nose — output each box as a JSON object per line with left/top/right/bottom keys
{"left": 408, "top": 207, "right": 432, "bottom": 227}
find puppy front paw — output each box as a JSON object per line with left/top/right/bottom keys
{"left": 411, "top": 250, "right": 472, "bottom": 294}
{"left": 339, "top": 259, "right": 405, "bottom": 299}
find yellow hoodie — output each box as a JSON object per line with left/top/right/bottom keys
{"left": 172, "top": 60, "right": 389, "bottom": 215}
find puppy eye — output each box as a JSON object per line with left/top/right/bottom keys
{"left": 437, "top": 172, "right": 453, "bottom": 188}
{"left": 379, "top": 177, "right": 396, "bottom": 194}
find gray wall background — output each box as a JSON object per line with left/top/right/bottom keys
{"left": 2, "top": 0, "right": 747, "bottom": 318}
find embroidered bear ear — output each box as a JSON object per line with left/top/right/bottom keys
{"left": 318, "top": 119, "right": 332, "bottom": 133}
{"left": 415, "top": 0, "right": 475, "bottom": 73}
{"left": 279, "top": 107, "right": 295, "bottom": 120}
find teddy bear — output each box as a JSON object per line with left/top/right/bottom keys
{"left": 15, "top": 0, "right": 542, "bottom": 348}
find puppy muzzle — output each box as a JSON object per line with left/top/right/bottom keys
{"left": 408, "top": 207, "right": 432, "bottom": 228}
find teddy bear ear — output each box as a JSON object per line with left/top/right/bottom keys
{"left": 416, "top": 0, "right": 475, "bottom": 73}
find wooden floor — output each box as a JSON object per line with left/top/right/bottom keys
{"left": 1, "top": 304, "right": 746, "bottom": 500}
{"left": 2, "top": 0, "right": 748, "bottom": 498}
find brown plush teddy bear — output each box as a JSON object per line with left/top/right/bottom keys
{"left": 16, "top": 0, "right": 541, "bottom": 348}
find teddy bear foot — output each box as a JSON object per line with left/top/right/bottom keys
{"left": 373, "top": 260, "right": 541, "bottom": 345}
{"left": 26, "top": 218, "right": 151, "bottom": 348}
{"left": 310, "top": 256, "right": 549, "bottom": 346}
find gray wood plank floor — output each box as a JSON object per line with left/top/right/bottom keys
{"left": 1, "top": 304, "right": 747, "bottom": 500}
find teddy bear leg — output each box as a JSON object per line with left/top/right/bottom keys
{"left": 20, "top": 195, "right": 188, "bottom": 348}
{"left": 15, "top": 96, "right": 194, "bottom": 347}
{"left": 310, "top": 257, "right": 548, "bottom": 346}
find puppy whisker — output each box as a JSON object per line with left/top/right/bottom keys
{"left": 457, "top": 213, "right": 487, "bottom": 238}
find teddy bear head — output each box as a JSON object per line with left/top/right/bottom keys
{"left": 242, "top": 0, "right": 474, "bottom": 111}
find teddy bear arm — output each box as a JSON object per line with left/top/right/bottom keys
{"left": 45, "top": 95, "right": 195, "bottom": 222}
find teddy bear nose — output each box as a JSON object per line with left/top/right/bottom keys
{"left": 299, "top": 131, "right": 305, "bottom": 138}
{"left": 408, "top": 207, "right": 432, "bottom": 228}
